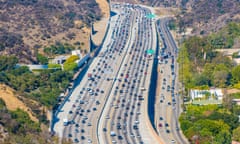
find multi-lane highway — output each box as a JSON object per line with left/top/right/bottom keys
{"left": 154, "top": 18, "right": 188, "bottom": 144}
{"left": 53, "top": 2, "right": 187, "bottom": 144}
{"left": 98, "top": 3, "right": 161, "bottom": 144}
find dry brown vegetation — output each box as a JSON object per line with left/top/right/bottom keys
{"left": 96, "top": 0, "right": 110, "bottom": 17}
{"left": 0, "top": 84, "right": 38, "bottom": 122}
{"left": 113, "top": 0, "right": 240, "bottom": 37}
{"left": 0, "top": 0, "right": 102, "bottom": 63}
{"left": 177, "top": 0, "right": 240, "bottom": 35}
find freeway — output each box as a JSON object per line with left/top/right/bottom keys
{"left": 53, "top": 6, "right": 135, "bottom": 143}
{"left": 154, "top": 18, "right": 189, "bottom": 144}
{"left": 98, "top": 3, "right": 162, "bottom": 144}
{"left": 53, "top": 2, "right": 187, "bottom": 144}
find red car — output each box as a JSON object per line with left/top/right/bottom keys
{"left": 159, "top": 123, "right": 162, "bottom": 128}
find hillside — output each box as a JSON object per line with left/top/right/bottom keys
{"left": 112, "top": 0, "right": 240, "bottom": 36}
{"left": 178, "top": 0, "right": 240, "bottom": 35}
{"left": 0, "top": 0, "right": 102, "bottom": 63}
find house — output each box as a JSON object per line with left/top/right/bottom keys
{"left": 71, "top": 50, "right": 82, "bottom": 58}
{"left": 232, "top": 99, "right": 240, "bottom": 105}
{"left": 52, "top": 55, "right": 69, "bottom": 64}
{"left": 190, "top": 88, "right": 223, "bottom": 100}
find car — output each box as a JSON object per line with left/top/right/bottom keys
{"left": 74, "top": 138, "right": 79, "bottom": 143}
{"left": 96, "top": 100, "right": 100, "bottom": 105}
{"left": 82, "top": 120, "right": 86, "bottom": 124}
{"left": 133, "top": 125, "right": 138, "bottom": 130}
{"left": 171, "top": 140, "right": 175, "bottom": 143}
{"left": 93, "top": 107, "right": 97, "bottom": 111}
{"left": 69, "top": 110, "right": 73, "bottom": 114}
{"left": 158, "top": 123, "right": 162, "bottom": 127}
{"left": 118, "top": 135, "right": 123, "bottom": 140}
{"left": 88, "top": 139, "right": 92, "bottom": 143}
{"left": 103, "top": 128, "right": 107, "bottom": 132}
{"left": 165, "top": 123, "right": 169, "bottom": 127}
{"left": 70, "top": 120, "right": 75, "bottom": 124}
{"left": 159, "top": 117, "right": 163, "bottom": 120}
{"left": 81, "top": 129, "right": 85, "bottom": 133}
{"left": 68, "top": 134, "right": 72, "bottom": 137}
{"left": 81, "top": 136, "right": 85, "bottom": 140}
{"left": 75, "top": 129, "right": 79, "bottom": 133}
{"left": 166, "top": 129, "right": 170, "bottom": 133}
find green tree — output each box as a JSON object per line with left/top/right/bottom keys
{"left": 232, "top": 65, "right": 240, "bottom": 83}
{"left": 48, "top": 63, "right": 62, "bottom": 69}
{"left": 177, "top": 45, "right": 194, "bottom": 88}
{"left": 0, "top": 56, "right": 18, "bottom": 71}
{"left": 212, "top": 70, "right": 229, "bottom": 87}
{"left": 202, "top": 63, "right": 216, "bottom": 86}
{"left": 232, "top": 126, "right": 240, "bottom": 142}
{"left": 37, "top": 53, "right": 48, "bottom": 64}
{"left": 214, "top": 129, "right": 231, "bottom": 144}
{"left": 65, "top": 55, "right": 79, "bottom": 63}
{"left": 63, "top": 62, "right": 78, "bottom": 71}
{"left": 212, "top": 64, "right": 230, "bottom": 87}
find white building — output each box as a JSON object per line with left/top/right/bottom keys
{"left": 190, "top": 88, "right": 223, "bottom": 100}
{"left": 71, "top": 50, "right": 82, "bottom": 58}
{"left": 52, "top": 55, "right": 69, "bottom": 64}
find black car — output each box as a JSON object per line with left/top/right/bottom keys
{"left": 74, "top": 138, "right": 79, "bottom": 143}
{"left": 118, "top": 135, "right": 123, "bottom": 140}
{"left": 103, "top": 128, "right": 107, "bottom": 132}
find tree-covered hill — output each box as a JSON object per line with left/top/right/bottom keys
{"left": 178, "top": 22, "right": 240, "bottom": 89}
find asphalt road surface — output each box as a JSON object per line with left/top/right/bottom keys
{"left": 53, "top": 2, "right": 186, "bottom": 144}
{"left": 154, "top": 18, "right": 189, "bottom": 144}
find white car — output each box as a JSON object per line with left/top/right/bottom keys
{"left": 88, "top": 139, "right": 92, "bottom": 143}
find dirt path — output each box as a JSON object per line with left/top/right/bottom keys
{"left": 0, "top": 84, "right": 38, "bottom": 122}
